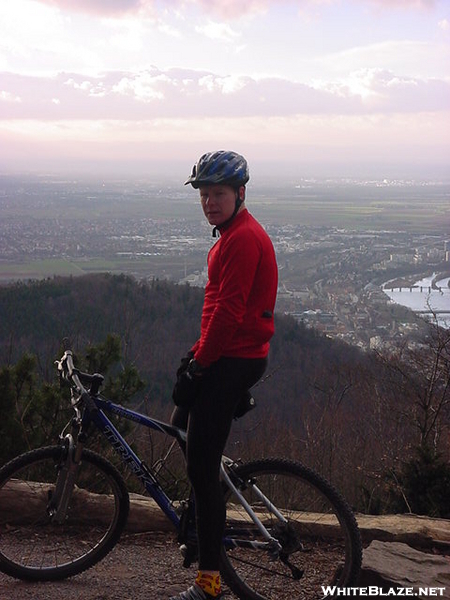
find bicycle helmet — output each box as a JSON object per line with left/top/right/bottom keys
{"left": 184, "top": 150, "right": 249, "bottom": 189}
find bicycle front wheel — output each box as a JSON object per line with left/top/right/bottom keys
{"left": 0, "top": 445, "right": 129, "bottom": 581}
{"left": 220, "top": 458, "right": 361, "bottom": 600}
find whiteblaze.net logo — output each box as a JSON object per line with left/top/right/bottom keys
{"left": 321, "top": 586, "right": 447, "bottom": 597}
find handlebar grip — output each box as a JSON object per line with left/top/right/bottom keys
{"left": 63, "top": 350, "right": 75, "bottom": 377}
{"left": 59, "top": 349, "right": 104, "bottom": 394}
{"left": 57, "top": 345, "right": 104, "bottom": 399}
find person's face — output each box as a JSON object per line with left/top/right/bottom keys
{"left": 199, "top": 184, "right": 244, "bottom": 227}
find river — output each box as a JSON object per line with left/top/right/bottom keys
{"left": 383, "top": 274, "right": 450, "bottom": 329}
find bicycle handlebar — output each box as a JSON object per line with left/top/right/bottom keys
{"left": 57, "top": 349, "right": 104, "bottom": 396}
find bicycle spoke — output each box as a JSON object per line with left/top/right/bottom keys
{"left": 0, "top": 446, "right": 129, "bottom": 581}
{"left": 220, "top": 459, "right": 361, "bottom": 600}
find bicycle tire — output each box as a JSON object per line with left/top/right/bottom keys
{"left": 0, "top": 445, "right": 130, "bottom": 581}
{"left": 220, "top": 458, "right": 362, "bottom": 600}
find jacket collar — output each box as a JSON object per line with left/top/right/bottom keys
{"left": 212, "top": 208, "right": 247, "bottom": 238}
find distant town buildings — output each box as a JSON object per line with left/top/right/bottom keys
{"left": 1, "top": 174, "right": 449, "bottom": 349}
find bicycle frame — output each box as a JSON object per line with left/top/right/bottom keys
{"left": 54, "top": 342, "right": 287, "bottom": 559}
{"left": 67, "top": 394, "right": 282, "bottom": 554}
{"left": 84, "top": 395, "right": 186, "bottom": 529}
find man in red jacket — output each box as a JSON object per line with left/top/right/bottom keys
{"left": 170, "top": 151, "right": 278, "bottom": 600}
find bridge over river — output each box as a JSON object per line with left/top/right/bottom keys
{"left": 383, "top": 274, "right": 450, "bottom": 328}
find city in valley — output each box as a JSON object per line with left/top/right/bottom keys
{"left": 1, "top": 172, "right": 449, "bottom": 350}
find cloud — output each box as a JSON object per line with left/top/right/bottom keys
{"left": 346, "top": 68, "right": 450, "bottom": 112}
{"left": 195, "top": 21, "right": 241, "bottom": 43}
{"left": 189, "top": 0, "right": 270, "bottom": 19}
{"left": 34, "top": 0, "right": 439, "bottom": 19}
{"left": 1, "top": 91, "right": 22, "bottom": 103}
{"left": 36, "top": 0, "right": 145, "bottom": 16}
{"left": 367, "top": 0, "right": 437, "bottom": 8}
{"left": 35, "top": 0, "right": 271, "bottom": 18}
{"left": 1, "top": 67, "right": 448, "bottom": 122}
{"left": 313, "top": 39, "right": 449, "bottom": 83}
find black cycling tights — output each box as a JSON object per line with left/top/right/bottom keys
{"left": 171, "top": 356, "right": 267, "bottom": 571}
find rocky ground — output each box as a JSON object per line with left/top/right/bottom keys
{"left": 0, "top": 531, "right": 202, "bottom": 600}
{"left": 2, "top": 515, "right": 449, "bottom": 600}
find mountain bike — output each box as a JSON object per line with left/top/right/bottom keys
{"left": 0, "top": 348, "right": 362, "bottom": 599}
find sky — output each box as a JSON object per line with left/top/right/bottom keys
{"left": 1, "top": 0, "right": 449, "bottom": 180}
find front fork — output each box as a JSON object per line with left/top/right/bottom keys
{"left": 47, "top": 433, "right": 84, "bottom": 524}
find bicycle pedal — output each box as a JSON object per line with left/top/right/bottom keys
{"left": 179, "top": 543, "right": 198, "bottom": 568}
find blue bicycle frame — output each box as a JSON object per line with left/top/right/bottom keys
{"left": 55, "top": 339, "right": 281, "bottom": 557}
{"left": 83, "top": 395, "right": 186, "bottom": 530}
{"left": 78, "top": 395, "right": 279, "bottom": 553}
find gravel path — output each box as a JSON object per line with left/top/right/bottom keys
{"left": 0, "top": 527, "right": 362, "bottom": 599}
{"left": 0, "top": 532, "right": 232, "bottom": 600}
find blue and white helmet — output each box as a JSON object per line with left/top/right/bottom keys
{"left": 185, "top": 150, "right": 249, "bottom": 189}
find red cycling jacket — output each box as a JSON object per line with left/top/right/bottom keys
{"left": 191, "top": 209, "right": 278, "bottom": 367}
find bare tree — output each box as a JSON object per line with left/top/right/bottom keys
{"left": 378, "top": 320, "right": 450, "bottom": 457}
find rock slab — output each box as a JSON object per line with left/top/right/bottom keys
{"left": 360, "top": 540, "right": 450, "bottom": 591}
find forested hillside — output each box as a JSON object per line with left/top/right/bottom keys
{"left": 1, "top": 273, "right": 449, "bottom": 516}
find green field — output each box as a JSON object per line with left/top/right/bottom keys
{"left": 253, "top": 196, "right": 450, "bottom": 231}
{"left": 0, "top": 254, "right": 204, "bottom": 283}
{"left": 0, "top": 259, "right": 85, "bottom": 281}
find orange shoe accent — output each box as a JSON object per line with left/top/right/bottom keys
{"left": 195, "top": 570, "right": 222, "bottom": 597}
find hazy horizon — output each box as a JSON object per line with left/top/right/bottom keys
{"left": 2, "top": 157, "right": 450, "bottom": 185}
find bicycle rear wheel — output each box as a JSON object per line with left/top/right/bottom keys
{"left": 220, "top": 458, "right": 361, "bottom": 600}
{"left": 0, "top": 445, "right": 129, "bottom": 581}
